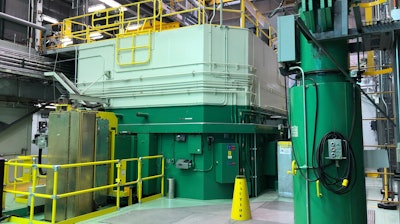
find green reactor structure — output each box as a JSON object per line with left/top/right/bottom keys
{"left": 278, "top": 1, "right": 367, "bottom": 224}
{"left": 76, "top": 24, "right": 287, "bottom": 200}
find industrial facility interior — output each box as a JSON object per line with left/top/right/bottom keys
{"left": 0, "top": 0, "right": 400, "bottom": 223}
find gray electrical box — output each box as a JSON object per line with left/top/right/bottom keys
{"left": 278, "top": 15, "right": 297, "bottom": 63}
{"left": 327, "top": 139, "right": 343, "bottom": 159}
{"left": 176, "top": 159, "right": 192, "bottom": 169}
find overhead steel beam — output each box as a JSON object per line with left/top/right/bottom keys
{"left": 0, "top": 12, "right": 46, "bottom": 31}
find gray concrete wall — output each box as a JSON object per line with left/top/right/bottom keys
{"left": 0, "top": 102, "right": 32, "bottom": 158}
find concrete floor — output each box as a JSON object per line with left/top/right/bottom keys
{"left": 78, "top": 191, "right": 293, "bottom": 224}
{"left": 2, "top": 178, "right": 399, "bottom": 223}
{"left": 76, "top": 178, "right": 399, "bottom": 224}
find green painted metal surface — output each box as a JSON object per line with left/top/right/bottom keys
{"left": 162, "top": 133, "right": 237, "bottom": 199}
{"left": 75, "top": 23, "right": 286, "bottom": 200}
{"left": 77, "top": 25, "right": 286, "bottom": 114}
{"left": 115, "top": 135, "right": 138, "bottom": 183}
{"left": 290, "top": 60, "right": 367, "bottom": 224}
{"left": 290, "top": 80, "right": 367, "bottom": 224}
{"left": 290, "top": 4, "right": 367, "bottom": 223}
{"left": 137, "top": 133, "right": 160, "bottom": 196}
{"left": 215, "top": 143, "right": 239, "bottom": 184}
{"left": 109, "top": 105, "right": 282, "bottom": 199}
{"left": 113, "top": 106, "right": 279, "bottom": 134}
{"left": 300, "top": 37, "right": 348, "bottom": 73}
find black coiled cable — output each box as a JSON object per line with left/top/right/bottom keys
{"left": 315, "top": 132, "right": 356, "bottom": 195}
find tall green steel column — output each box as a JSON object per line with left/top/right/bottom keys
{"left": 289, "top": 1, "right": 367, "bottom": 223}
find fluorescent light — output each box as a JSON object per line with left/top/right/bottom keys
{"left": 45, "top": 105, "right": 57, "bottom": 109}
{"left": 61, "top": 37, "right": 73, "bottom": 47}
{"left": 98, "top": 0, "right": 127, "bottom": 11}
{"left": 99, "top": 0, "right": 121, "bottom": 8}
{"left": 88, "top": 4, "right": 106, "bottom": 13}
{"left": 42, "top": 15, "right": 59, "bottom": 24}
{"left": 89, "top": 32, "right": 104, "bottom": 40}
{"left": 61, "top": 37, "right": 72, "bottom": 42}
{"left": 126, "top": 24, "right": 142, "bottom": 31}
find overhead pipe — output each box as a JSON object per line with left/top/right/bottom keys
{"left": 0, "top": 12, "right": 46, "bottom": 31}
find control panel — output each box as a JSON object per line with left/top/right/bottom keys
{"left": 327, "top": 139, "right": 343, "bottom": 160}
{"left": 176, "top": 159, "right": 192, "bottom": 169}
{"left": 215, "top": 143, "right": 239, "bottom": 184}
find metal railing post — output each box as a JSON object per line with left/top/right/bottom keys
{"left": 137, "top": 158, "right": 142, "bottom": 203}
{"left": 51, "top": 165, "right": 59, "bottom": 224}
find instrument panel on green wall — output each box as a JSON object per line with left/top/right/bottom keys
{"left": 215, "top": 143, "right": 239, "bottom": 184}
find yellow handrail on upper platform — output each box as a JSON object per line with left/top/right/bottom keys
{"left": 45, "top": 0, "right": 277, "bottom": 51}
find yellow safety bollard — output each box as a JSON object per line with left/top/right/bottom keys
{"left": 231, "top": 175, "right": 252, "bottom": 221}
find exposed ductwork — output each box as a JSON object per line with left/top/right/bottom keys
{"left": 0, "top": 12, "right": 46, "bottom": 31}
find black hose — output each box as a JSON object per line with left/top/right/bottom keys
{"left": 0, "top": 215, "right": 11, "bottom": 222}
{"left": 38, "top": 148, "right": 46, "bottom": 175}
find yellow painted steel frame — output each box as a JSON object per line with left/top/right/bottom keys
{"left": 45, "top": 0, "right": 276, "bottom": 52}
{"left": 115, "top": 30, "right": 152, "bottom": 66}
{"left": 4, "top": 160, "right": 120, "bottom": 224}
{"left": 354, "top": 0, "right": 389, "bottom": 76}
{"left": 4, "top": 156, "right": 46, "bottom": 202}
{"left": 357, "top": 0, "right": 387, "bottom": 8}
{"left": 3, "top": 155, "right": 165, "bottom": 223}
{"left": 119, "top": 155, "right": 165, "bottom": 204}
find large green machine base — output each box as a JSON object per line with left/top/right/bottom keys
{"left": 112, "top": 105, "right": 282, "bottom": 199}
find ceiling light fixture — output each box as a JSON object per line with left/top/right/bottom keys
{"left": 99, "top": 0, "right": 121, "bottom": 8}
{"left": 126, "top": 24, "right": 143, "bottom": 31}
{"left": 98, "top": 0, "right": 127, "bottom": 11}
{"left": 89, "top": 32, "right": 104, "bottom": 40}
{"left": 88, "top": 4, "right": 106, "bottom": 13}
{"left": 42, "top": 15, "right": 59, "bottom": 24}
{"left": 61, "top": 37, "right": 73, "bottom": 47}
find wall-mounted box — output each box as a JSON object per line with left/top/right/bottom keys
{"left": 215, "top": 143, "right": 238, "bottom": 184}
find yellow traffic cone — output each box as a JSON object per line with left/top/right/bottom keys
{"left": 231, "top": 175, "right": 252, "bottom": 220}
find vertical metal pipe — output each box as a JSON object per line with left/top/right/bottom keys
{"left": 29, "top": 166, "right": 38, "bottom": 222}
{"left": 253, "top": 134, "right": 257, "bottom": 197}
{"left": 394, "top": 37, "right": 400, "bottom": 172}
{"left": 290, "top": 65, "right": 309, "bottom": 224}
{"left": 384, "top": 167, "right": 389, "bottom": 201}
{"left": 161, "top": 158, "right": 165, "bottom": 197}
{"left": 27, "top": 0, "right": 31, "bottom": 48}
{"left": 116, "top": 161, "right": 121, "bottom": 209}
{"left": 219, "top": 4, "right": 223, "bottom": 26}
{"left": 0, "top": 158, "right": 4, "bottom": 218}
{"left": 51, "top": 167, "right": 58, "bottom": 224}
{"left": 74, "top": 46, "right": 78, "bottom": 84}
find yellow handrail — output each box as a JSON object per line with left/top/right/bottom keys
{"left": 4, "top": 154, "right": 165, "bottom": 223}
{"left": 45, "top": 0, "right": 277, "bottom": 50}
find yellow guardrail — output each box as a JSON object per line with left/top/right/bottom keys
{"left": 45, "top": 0, "right": 276, "bottom": 50}
{"left": 3, "top": 154, "right": 165, "bottom": 224}
{"left": 4, "top": 156, "right": 47, "bottom": 203}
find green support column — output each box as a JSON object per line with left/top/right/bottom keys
{"left": 289, "top": 5, "right": 367, "bottom": 224}
{"left": 137, "top": 133, "right": 159, "bottom": 195}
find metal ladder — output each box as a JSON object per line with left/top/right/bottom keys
{"left": 115, "top": 30, "right": 152, "bottom": 66}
